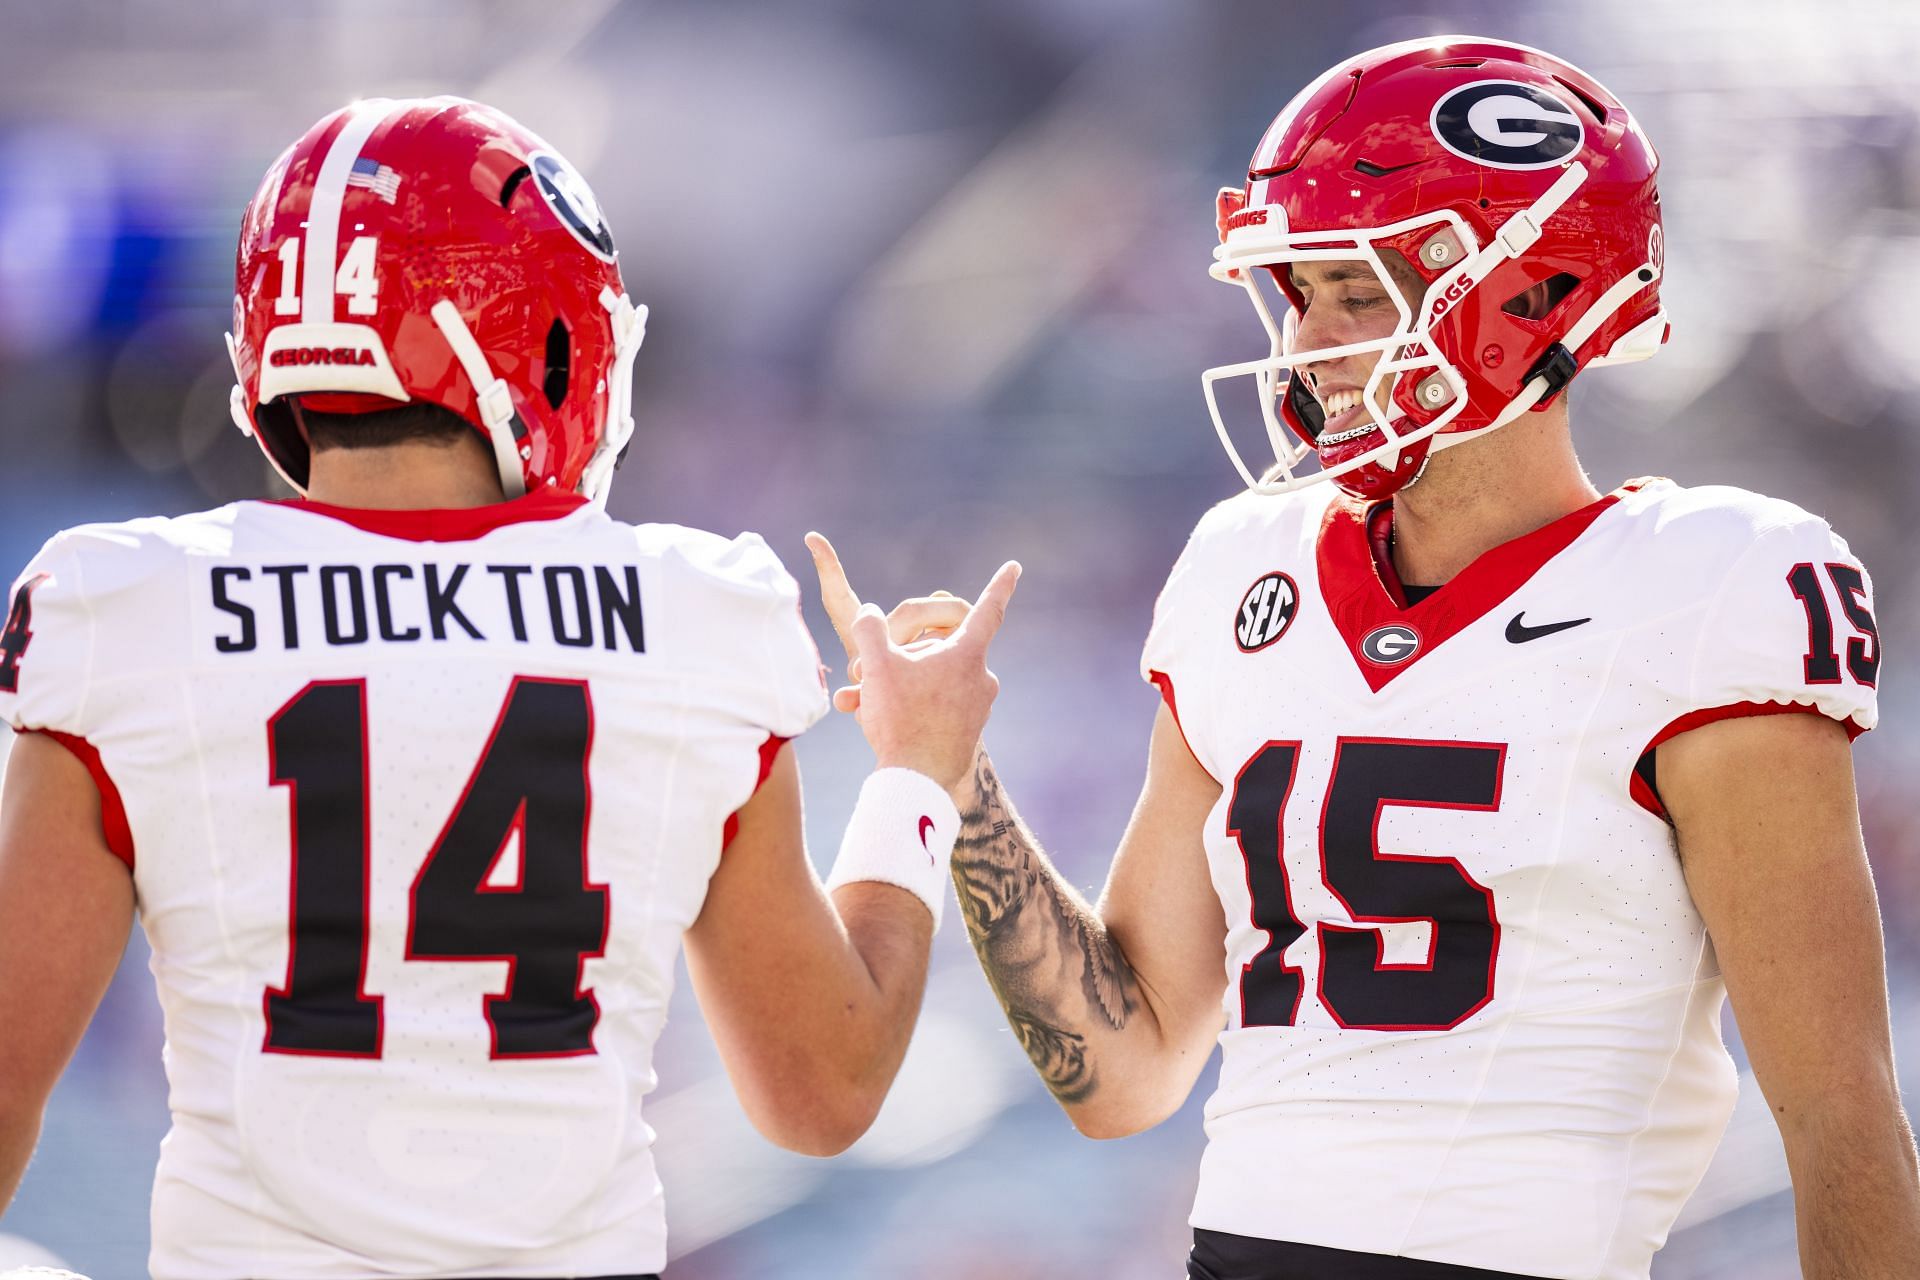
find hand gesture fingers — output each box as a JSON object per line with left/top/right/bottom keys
{"left": 829, "top": 602, "right": 887, "bottom": 714}
{"left": 804, "top": 531, "right": 864, "bottom": 663}
{"left": 886, "top": 593, "right": 972, "bottom": 646}
{"left": 857, "top": 566, "right": 1016, "bottom": 789}
{"left": 805, "top": 540, "right": 1022, "bottom": 788}
{"left": 848, "top": 603, "right": 892, "bottom": 667}
{"left": 952, "top": 561, "right": 1022, "bottom": 654}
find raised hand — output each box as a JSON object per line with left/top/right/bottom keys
{"left": 804, "top": 533, "right": 1019, "bottom": 793}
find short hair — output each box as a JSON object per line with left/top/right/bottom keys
{"left": 295, "top": 400, "right": 473, "bottom": 452}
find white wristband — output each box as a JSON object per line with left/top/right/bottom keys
{"left": 825, "top": 768, "right": 959, "bottom": 931}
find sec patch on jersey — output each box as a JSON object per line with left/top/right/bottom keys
{"left": 1234, "top": 571, "right": 1299, "bottom": 652}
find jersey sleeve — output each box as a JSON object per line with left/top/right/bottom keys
{"left": 1689, "top": 514, "right": 1879, "bottom": 736}
{"left": 1139, "top": 518, "right": 1219, "bottom": 778}
{"left": 668, "top": 530, "right": 829, "bottom": 741}
{"left": 1140, "top": 528, "right": 1200, "bottom": 685}
{"left": 746, "top": 539, "right": 830, "bottom": 741}
{"left": 0, "top": 534, "right": 95, "bottom": 738}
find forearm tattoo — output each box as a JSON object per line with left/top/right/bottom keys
{"left": 952, "top": 751, "right": 1141, "bottom": 1104}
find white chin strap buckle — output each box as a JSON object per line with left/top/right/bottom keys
{"left": 224, "top": 332, "right": 256, "bottom": 439}
{"left": 579, "top": 285, "right": 649, "bottom": 507}
{"left": 430, "top": 299, "right": 527, "bottom": 499}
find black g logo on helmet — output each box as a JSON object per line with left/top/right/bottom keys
{"left": 1430, "top": 81, "right": 1584, "bottom": 171}
{"left": 531, "top": 151, "right": 615, "bottom": 261}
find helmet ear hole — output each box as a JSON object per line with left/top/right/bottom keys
{"left": 499, "top": 164, "right": 532, "bottom": 209}
{"left": 1501, "top": 272, "right": 1581, "bottom": 322}
{"left": 543, "top": 318, "right": 570, "bottom": 409}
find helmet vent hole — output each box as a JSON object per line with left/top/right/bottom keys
{"left": 1553, "top": 76, "right": 1611, "bottom": 126}
{"left": 1502, "top": 272, "right": 1581, "bottom": 321}
{"left": 499, "top": 164, "right": 532, "bottom": 209}
{"left": 543, "top": 319, "right": 570, "bottom": 409}
{"left": 1427, "top": 59, "right": 1485, "bottom": 69}
{"left": 1354, "top": 158, "right": 1419, "bottom": 179}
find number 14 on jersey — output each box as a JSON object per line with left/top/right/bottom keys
{"left": 264, "top": 677, "right": 608, "bottom": 1061}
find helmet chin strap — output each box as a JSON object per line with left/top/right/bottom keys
{"left": 430, "top": 299, "right": 529, "bottom": 500}
{"left": 1428, "top": 248, "right": 1665, "bottom": 458}
{"left": 579, "top": 286, "right": 649, "bottom": 508}
{"left": 1317, "top": 164, "right": 1599, "bottom": 474}
{"left": 1260, "top": 164, "right": 1665, "bottom": 496}
{"left": 1214, "top": 166, "right": 1597, "bottom": 498}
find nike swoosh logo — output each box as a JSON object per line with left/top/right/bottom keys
{"left": 918, "top": 815, "right": 936, "bottom": 856}
{"left": 1505, "top": 612, "right": 1591, "bottom": 643}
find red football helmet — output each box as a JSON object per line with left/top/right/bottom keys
{"left": 1203, "top": 37, "right": 1667, "bottom": 499}
{"left": 226, "top": 97, "right": 647, "bottom": 503}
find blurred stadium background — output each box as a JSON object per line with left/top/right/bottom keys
{"left": 2, "top": 0, "right": 1918, "bottom": 1276}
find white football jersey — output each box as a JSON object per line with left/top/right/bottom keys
{"left": 0, "top": 491, "right": 828, "bottom": 1280}
{"left": 1139, "top": 479, "right": 1879, "bottom": 1280}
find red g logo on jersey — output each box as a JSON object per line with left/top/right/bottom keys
{"left": 1236, "top": 572, "right": 1300, "bottom": 652}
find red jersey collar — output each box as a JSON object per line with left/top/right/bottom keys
{"left": 1318, "top": 485, "right": 1632, "bottom": 692}
{"left": 271, "top": 489, "right": 590, "bottom": 542}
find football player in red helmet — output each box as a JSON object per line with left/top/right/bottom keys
{"left": 224, "top": 96, "right": 645, "bottom": 505}
{"left": 1201, "top": 42, "right": 1667, "bottom": 504}
{"left": 852, "top": 37, "right": 1919, "bottom": 1279}
{"left": 0, "top": 97, "right": 1016, "bottom": 1278}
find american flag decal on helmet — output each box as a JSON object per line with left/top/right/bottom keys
{"left": 346, "top": 156, "right": 401, "bottom": 203}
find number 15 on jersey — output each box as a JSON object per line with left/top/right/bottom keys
{"left": 1229, "top": 737, "right": 1505, "bottom": 1033}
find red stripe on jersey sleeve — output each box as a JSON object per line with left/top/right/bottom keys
{"left": 1630, "top": 700, "right": 1867, "bottom": 821}
{"left": 1148, "top": 669, "right": 1215, "bottom": 781}
{"left": 722, "top": 732, "right": 790, "bottom": 851}
{"left": 28, "top": 728, "right": 135, "bottom": 869}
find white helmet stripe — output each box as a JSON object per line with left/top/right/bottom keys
{"left": 302, "top": 99, "right": 403, "bottom": 325}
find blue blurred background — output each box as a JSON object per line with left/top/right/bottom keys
{"left": 2, "top": 0, "right": 1918, "bottom": 1276}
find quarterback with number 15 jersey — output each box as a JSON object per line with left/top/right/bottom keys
{"left": 1165, "top": 37, "right": 1895, "bottom": 1279}
{"left": 941, "top": 35, "right": 1914, "bottom": 1280}
{"left": 1142, "top": 475, "right": 1877, "bottom": 1278}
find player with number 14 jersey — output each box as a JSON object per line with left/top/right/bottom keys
{"left": 2, "top": 489, "right": 825, "bottom": 1275}
{"left": 0, "top": 97, "right": 978, "bottom": 1280}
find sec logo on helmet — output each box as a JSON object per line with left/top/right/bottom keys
{"left": 1430, "top": 81, "right": 1584, "bottom": 170}
{"left": 1235, "top": 572, "right": 1300, "bottom": 652}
